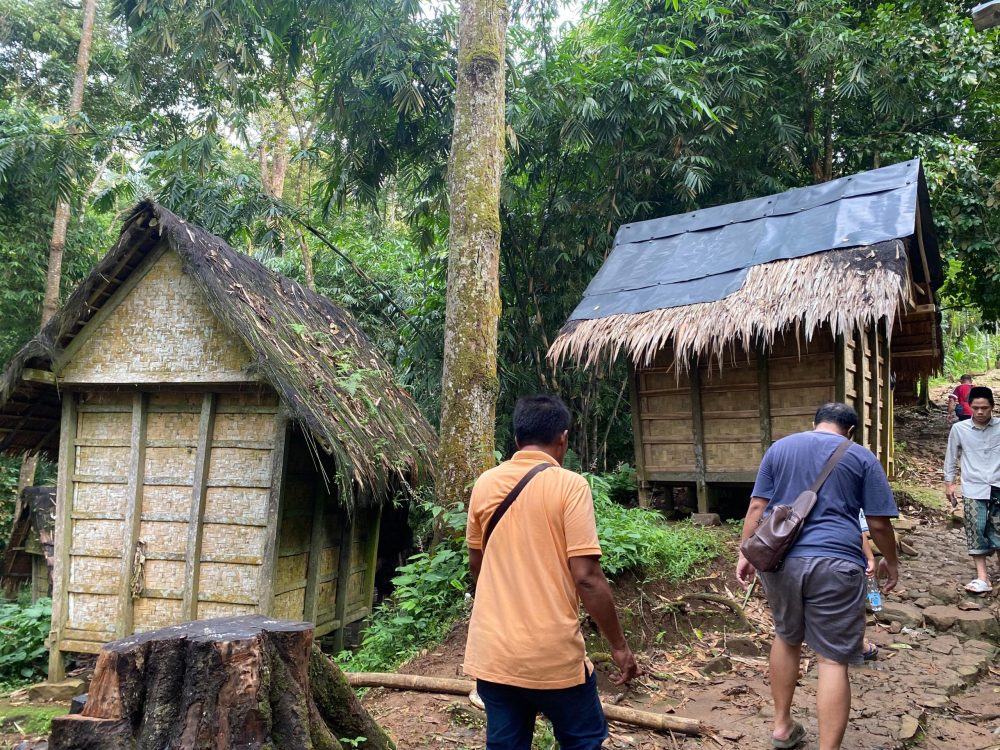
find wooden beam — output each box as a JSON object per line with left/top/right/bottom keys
{"left": 868, "top": 325, "right": 881, "bottom": 460}
{"left": 116, "top": 393, "right": 148, "bottom": 637}
{"left": 881, "top": 320, "right": 894, "bottom": 477}
{"left": 756, "top": 340, "right": 772, "bottom": 454}
{"left": 853, "top": 328, "right": 867, "bottom": 447}
{"left": 332, "top": 513, "right": 355, "bottom": 653}
{"left": 627, "top": 364, "right": 650, "bottom": 507}
{"left": 892, "top": 349, "right": 938, "bottom": 359}
{"left": 913, "top": 206, "right": 940, "bottom": 361}
{"left": 834, "top": 333, "right": 847, "bottom": 402}
{"left": 688, "top": 360, "right": 709, "bottom": 514}
{"left": 302, "top": 480, "right": 326, "bottom": 625}
{"left": 258, "top": 413, "right": 289, "bottom": 616}
{"left": 361, "top": 504, "right": 382, "bottom": 619}
{"left": 48, "top": 395, "right": 78, "bottom": 682}
{"left": 21, "top": 368, "right": 56, "bottom": 386}
{"left": 181, "top": 393, "right": 216, "bottom": 621}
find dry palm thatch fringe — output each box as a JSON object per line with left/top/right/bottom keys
{"left": 548, "top": 240, "right": 914, "bottom": 371}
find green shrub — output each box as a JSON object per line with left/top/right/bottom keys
{"left": 0, "top": 595, "right": 51, "bottom": 688}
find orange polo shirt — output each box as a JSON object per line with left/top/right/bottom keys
{"left": 463, "top": 450, "right": 602, "bottom": 689}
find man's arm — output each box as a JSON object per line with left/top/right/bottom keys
{"left": 865, "top": 516, "right": 899, "bottom": 592}
{"left": 735, "top": 496, "right": 769, "bottom": 587}
{"left": 569, "top": 555, "right": 639, "bottom": 685}
{"left": 469, "top": 548, "right": 483, "bottom": 587}
{"left": 944, "top": 427, "right": 960, "bottom": 508}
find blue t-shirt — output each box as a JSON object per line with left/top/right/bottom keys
{"left": 751, "top": 431, "right": 898, "bottom": 568}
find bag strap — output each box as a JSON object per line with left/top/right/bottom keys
{"left": 482, "top": 463, "right": 552, "bottom": 550}
{"left": 808, "top": 438, "right": 853, "bottom": 494}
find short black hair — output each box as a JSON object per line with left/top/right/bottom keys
{"left": 513, "top": 394, "right": 571, "bottom": 445}
{"left": 960, "top": 374, "right": 973, "bottom": 383}
{"left": 814, "top": 402, "right": 859, "bottom": 432}
{"left": 968, "top": 386, "right": 994, "bottom": 407}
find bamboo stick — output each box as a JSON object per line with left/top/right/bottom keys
{"left": 344, "top": 673, "right": 707, "bottom": 736}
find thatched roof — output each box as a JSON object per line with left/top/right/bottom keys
{"left": 0, "top": 486, "right": 55, "bottom": 598}
{"left": 550, "top": 161, "right": 943, "bottom": 374}
{"left": 0, "top": 201, "right": 436, "bottom": 505}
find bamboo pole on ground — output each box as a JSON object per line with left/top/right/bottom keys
{"left": 344, "top": 673, "right": 707, "bottom": 736}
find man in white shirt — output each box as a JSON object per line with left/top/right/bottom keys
{"left": 944, "top": 386, "right": 1000, "bottom": 594}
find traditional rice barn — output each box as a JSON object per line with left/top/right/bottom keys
{"left": 0, "top": 201, "right": 436, "bottom": 679}
{"left": 0, "top": 486, "right": 55, "bottom": 602}
{"left": 550, "top": 160, "right": 943, "bottom": 512}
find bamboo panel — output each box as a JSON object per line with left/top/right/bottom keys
{"left": 70, "top": 557, "right": 121, "bottom": 588}
{"left": 141, "top": 486, "right": 190, "bottom": 516}
{"left": 644, "top": 419, "right": 691, "bottom": 438}
{"left": 273, "top": 590, "right": 305, "bottom": 620}
{"left": 276, "top": 554, "right": 308, "bottom": 589}
{"left": 72, "top": 519, "right": 125, "bottom": 550}
{"left": 206, "top": 447, "right": 272, "bottom": 485}
{"left": 702, "top": 389, "right": 759, "bottom": 415}
{"left": 771, "top": 414, "right": 815, "bottom": 440}
{"left": 74, "top": 483, "right": 128, "bottom": 515}
{"left": 216, "top": 391, "right": 280, "bottom": 409}
{"left": 149, "top": 392, "right": 203, "bottom": 408}
{"left": 705, "top": 442, "right": 762, "bottom": 472}
{"left": 67, "top": 593, "right": 118, "bottom": 631}
{"left": 319, "top": 546, "right": 339, "bottom": 578}
{"left": 645, "top": 443, "right": 696, "bottom": 471}
{"left": 203, "top": 487, "right": 269, "bottom": 523}
{"left": 643, "top": 394, "right": 690, "bottom": 415}
{"left": 77, "top": 411, "right": 131, "bottom": 440}
{"left": 80, "top": 392, "right": 133, "bottom": 407}
{"left": 770, "top": 385, "right": 835, "bottom": 410}
{"left": 198, "top": 602, "right": 257, "bottom": 620}
{"left": 146, "top": 412, "right": 200, "bottom": 442}
{"left": 76, "top": 446, "right": 130, "bottom": 477}
{"left": 703, "top": 416, "right": 760, "bottom": 440}
{"left": 138, "top": 521, "right": 189, "bottom": 556}
{"left": 198, "top": 562, "right": 261, "bottom": 604}
{"left": 201, "top": 524, "right": 266, "bottom": 558}
{"left": 59, "top": 251, "right": 256, "bottom": 384}
{"left": 213, "top": 412, "right": 276, "bottom": 441}
{"left": 279, "top": 516, "right": 312, "bottom": 554}
{"left": 133, "top": 597, "right": 183, "bottom": 632}
{"left": 317, "top": 579, "right": 337, "bottom": 617}
{"left": 698, "top": 363, "right": 757, "bottom": 387}
{"left": 143, "top": 559, "right": 185, "bottom": 591}
{"left": 346, "top": 570, "right": 367, "bottom": 609}
{"left": 640, "top": 370, "right": 688, "bottom": 393}
{"left": 769, "top": 357, "right": 835, "bottom": 385}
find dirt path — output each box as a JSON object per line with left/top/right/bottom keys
{"left": 363, "top": 394, "right": 1000, "bottom": 750}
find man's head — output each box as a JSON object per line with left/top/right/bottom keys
{"left": 960, "top": 374, "right": 973, "bottom": 384}
{"left": 513, "top": 394, "right": 571, "bottom": 463}
{"left": 968, "top": 386, "right": 994, "bottom": 425}
{"left": 813, "top": 402, "right": 858, "bottom": 438}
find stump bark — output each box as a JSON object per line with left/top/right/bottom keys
{"left": 49, "top": 615, "right": 394, "bottom": 750}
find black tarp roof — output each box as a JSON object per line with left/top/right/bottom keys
{"left": 569, "top": 159, "right": 941, "bottom": 321}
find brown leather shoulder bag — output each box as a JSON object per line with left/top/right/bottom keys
{"left": 740, "top": 438, "right": 852, "bottom": 573}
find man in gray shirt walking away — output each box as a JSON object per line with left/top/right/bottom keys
{"left": 944, "top": 385, "right": 1000, "bottom": 594}
{"left": 736, "top": 403, "right": 899, "bottom": 750}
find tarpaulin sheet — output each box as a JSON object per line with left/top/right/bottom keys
{"left": 569, "top": 160, "right": 922, "bottom": 321}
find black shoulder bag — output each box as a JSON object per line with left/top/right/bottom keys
{"left": 482, "top": 463, "right": 552, "bottom": 550}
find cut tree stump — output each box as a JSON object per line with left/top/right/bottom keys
{"left": 49, "top": 615, "right": 394, "bottom": 750}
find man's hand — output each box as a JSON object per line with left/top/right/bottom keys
{"left": 945, "top": 483, "right": 959, "bottom": 509}
{"left": 736, "top": 553, "right": 756, "bottom": 589}
{"left": 877, "top": 557, "right": 899, "bottom": 593}
{"left": 865, "top": 552, "right": 876, "bottom": 577}
{"left": 609, "top": 643, "right": 640, "bottom": 686}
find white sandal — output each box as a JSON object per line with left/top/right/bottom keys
{"left": 964, "top": 578, "right": 993, "bottom": 594}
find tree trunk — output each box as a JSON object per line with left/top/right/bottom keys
{"left": 49, "top": 616, "right": 395, "bottom": 750}
{"left": 41, "top": 0, "right": 99, "bottom": 325}
{"left": 436, "top": 0, "right": 508, "bottom": 509}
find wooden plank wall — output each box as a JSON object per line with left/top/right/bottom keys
{"left": 843, "top": 323, "right": 892, "bottom": 472}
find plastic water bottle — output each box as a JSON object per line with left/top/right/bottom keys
{"left": 866, "top": 576, "right": 883, "bottom": 612}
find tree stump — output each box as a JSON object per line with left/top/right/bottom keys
{"left": 49, "top": 615, "right": 394, "bottom": 750}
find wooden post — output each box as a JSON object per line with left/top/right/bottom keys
{"left": 116, "top": 393, "right": 148, "bottom": 637}
{"left": 868, "top": 325, "right": 881, "bottom": 461}
{"left": 181, "top": 393, "right": 216, "bottom": 621}
{"left": 881, "top": 321, "right": 893, "bottom": 476}
{"left": 627, "top": 363, "right": 650, "bottom": 507}
{"left": 361, "top": 505, "right": 382, "bottom": 615}
{"left": 302, "top": 482, "right": 326, "bottom": 625}
{"left": 756, "top": 340, "right": 772, "bottom": 453}
{"left": 258, "top": 413, "right": 289, "bottom": 615}
{"left": 834, "top": 333, "right": 847, "bottom": 403}
{"left": 689, "top": 360, "right": 709, "bottom": 514}
{"left": 332, "top": 512, "right": 354, "bottom": 653}
{"left": 853, "top": 328, "right": 867, "bottom": 446}
{"left": 48, "top": 394, "right": 78, "bottom": 682}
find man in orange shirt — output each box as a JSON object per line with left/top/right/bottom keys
{"left": 464, "top": 394, "right": 639, "bottom": 749}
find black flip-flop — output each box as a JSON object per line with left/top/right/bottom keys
{"left": 863, "top": 643, "right": 879, "bottom": 661}
{"left": 772, "top": 721, "right": 806, "bottom": 749}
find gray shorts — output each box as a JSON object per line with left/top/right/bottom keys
{"left": 759, "top": 556, "right": 866, "bottom": 665}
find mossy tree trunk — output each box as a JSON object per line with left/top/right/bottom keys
{"left": 436, "top": 0, "right": 508, "bottom": 509}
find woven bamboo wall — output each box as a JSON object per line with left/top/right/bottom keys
{"left": 59, "top": 250, "right": 256, "bottom": 384}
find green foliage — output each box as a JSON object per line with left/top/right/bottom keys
{"left": 585, "top": 468, "right": 723, "bottom": 579}
{"left": 0, "top": 596, "right": 52, "bottom": 688}
{"left": 0, "top": 458, "right": 19, "bottom": 556}
{"left": 0, "top": 703, "right": 68, "bottom": 736}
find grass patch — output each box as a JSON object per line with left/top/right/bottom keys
{"left": 0, "top": 702, "right": 67, "bottom": 736}
{"left": 892, "top": 481, "right": 947, "bottom": 511}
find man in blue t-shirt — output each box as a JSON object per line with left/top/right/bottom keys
{"left": 736, "top": 403, "right": 900, "bottom": 750}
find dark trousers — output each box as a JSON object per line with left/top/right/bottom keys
{"left": 476, "top": 668, "right": 608, "bottom": 750}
